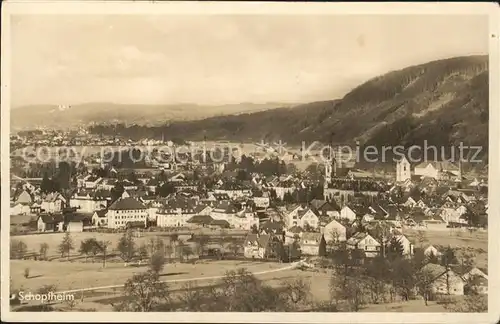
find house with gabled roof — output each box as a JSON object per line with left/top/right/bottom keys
{"left": 41, "top": 192, "right": 66, "bottom": 213}
{"left": 186, "top": 215, "right": 215, "bottom": 228}
{"left": 414, "top": 161, "right": 460, "bottom": 180}
{"left": 453, "top": 266, "right": 488, "bottom": 295}
{"left": 346, "top": 232, "right": 381, "bottom": 257}
{"left": 157, "top": 198, "right": 209, "bottom": 228}
{"left": 339, "top": 204, "right": 369, "bottom": 222}
{"left": 37, "top": 213, "right": 65, "bottom": 232}
{"left": 422, "top": 244, "right": 442, "bottom": 258}
{"left": 210, "top": 200, "right": 240, "bottom": 224}
{"left": 106, "top": 197, "right": 148, "bottom": 229}
{"left": 260, "top": 220, "right": 285, "bottom": 235}
{"left": 243, "top": 234, "right": 272, "bottom": 259}
{"left": 322, "top": 218, "right": 347, "bottom": 243}
{"left": 309, "top": 199, "right": 340, "bottom": 217}
{"left": 418, "top": 263, "right": 465, "bottom": 295}
{"left": 10, "top": 202, "right": 31, "bottom": 216}
{"left": 70, "top": 189, "right": 111, "bottom": 213}
{"left": 300, "top": 232, "right": 323, "bottom": 256}
{"left": 390, "top": 234, "right": 414, "bottom": 257}
{"left": 233, "top": 207, "right": 260, "bottom": 230}
{"left": 92, "top": 209, "right": 108, "bottom": 227}
{"left": 15, "top": 190, "right": 33, "bottom": 206}
{"left": 297, "top": 208, "right": 320, "bottom": 230}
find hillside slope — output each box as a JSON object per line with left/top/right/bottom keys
{"left": 90, "top": 55, "right": 489, "bottom": 156}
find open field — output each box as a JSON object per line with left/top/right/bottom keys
{"left": 360, "top": 300, "right": 447, "bottom": 312}
{"left": 10, "top": 259, "right": 290, "bottom": 293}
{"left": 403, "top": 229, "right": 488, "bottom": 268}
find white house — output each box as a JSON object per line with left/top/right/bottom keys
{"left": 391, "top": 234, "right": 414, "bottom": 257}
{"left": 10, "top": 202, "right": 30, "bottom": 216}
{"left": 423, "top": 244, "right": 442, "bottom": 258}
{"left": 420, "top": 263, "right": 465, "bottom": 296}
{"left": 297, "top": 208, "right": 319, "bottom": 229}
{"left": 41, "top": 192, "right": 66, "bottom": 213}
{"left": 70, "top": 190, "right": 110, "bottom": 213}
{"left": 91, "top": 209, "right": 108, "bottom": 227}
{"left": 106, "top": 197, "right": 148, "bottom": 229}
{"left": 339, "top": 205, "right": 357, "bottom": 222}
{"left": 300, "top": 232, "right": 323, "bottom": 256}
{"left": 233, "top": 207, "right": 260, "bottom": 231}
{"left": 322, "top": 219, "right": 347, "bottom": 243}
{"left": 414, "top": 162, "right": 460, "bottom": 180}
{"left": 346, "top": 232, "right": 381, "bottom": 258}
{"left": 243, "top": 234, "right": 271, "bottom": 259}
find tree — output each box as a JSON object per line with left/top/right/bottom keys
{"left": 170, "top": 234, "right": 179, "bottom": 261}
{"left": 97, "top": 240, "right": 111, "bottom": 268}
{"left": 386, "top": 236, "right": 404, "bottom": 261}
{"left": 115, "top": 270, "right": 170, "bottom": 312}
{"left": 227, "top": 240, "right": 242, "bottom": 257}
{"left": 331, "top": 271, "right": 367, "bottom": 311}
{"left": 441, "top": 246, "right": 458, "bottom": 266}
{"left": 117, "top": 231, "right": 137, "bottom": 263}
{"left": 194, "top": 234, "right": 209, "bottom": 257}
{"left": 390, "top": 258, "right": 416, "bottom": 301}
{"left": 236, "top": 169, "right": 249, "bottom": 181}
{"left": 442, "top": 294, "right": 487, "bottom": 312}
{"left": 110, "top": 182, "right": 125, "bottom": 202}
{"left": 183, "top": 245, "right": 194, "bottom": 261}
{"left": 281, "top": 278, "right": 311, "bottom": 307}
{"left": 364, "top": 256, "right": 390, "bottom": 303}
{"left": 79, "top": 238, "right": 96, "bottom": 262}
{"left": 318, "top": 235, "right": 327, "bottom": 257}
{"left": 58, "top": 232, "right": 75, "bottom": 261}
{"left": 10, "top": 239, "right": 28, "bottom": 259}
{"left": 212, "top": 268, "right": 289, "bottom": 311}
{"left": 412, "top": 248, "right": 427, "bottom": 270}
{"left": 177, "top": 239, "right": 186, "bottom": 262}
{"left": 177, "top": 282, "right": 206, "bottom": 311}
{"left": 415, "top": 268, "right": 434, "bottom": 306}
{"left": 150, "top": 251, "right": 166, "bottom": 274}
{"left": 39, "top": 242, "right": 49, "bottom": 261}
{"left": 87, "top": 239, "right": 100, "bottom": 263}
{"left": 157, "top": 182, "right": 176, "bottom": 197}
{"left": 138, "top": 244, "right": 149, "bottom": 261}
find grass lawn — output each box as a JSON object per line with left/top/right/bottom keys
{"left": 361, "top": 299, "right": 447, "bottom": 312}
{"left": 10, "top": 259, "right": 288, "bottom": 293}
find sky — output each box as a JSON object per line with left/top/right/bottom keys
{"left": 10, "top": 14, "right": 489, "bottom": 108}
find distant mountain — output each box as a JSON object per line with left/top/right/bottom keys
{"left": 10, "top": 102, "right": 296, "bottom": 130}
{"left": 90, "top": 55, "right": 489, "bottom": 162}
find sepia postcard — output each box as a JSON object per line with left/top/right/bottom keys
{"left": 1, "top": 1, "right": 499, "bottom": 323}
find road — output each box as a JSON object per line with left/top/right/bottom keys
{"left": 56, "top": 260, "right": 301, "bottom": 295}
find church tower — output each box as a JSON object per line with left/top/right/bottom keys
{"left": 324, "top": 156, "right": 337, "bottom": 189}
{"left": 396, "top": 156, "right": 411, "bottom": 182}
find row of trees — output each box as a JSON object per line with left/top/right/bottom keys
{"left": 114, "top": 267, "right": 313, "bottom": 312}
{"left": 226, "top": 155, "right": 290, "bottom": 177}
